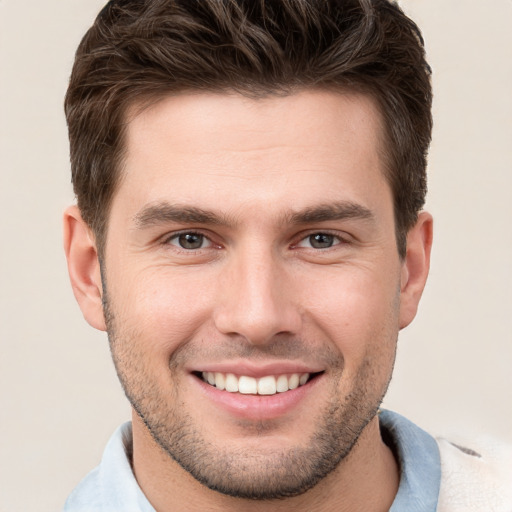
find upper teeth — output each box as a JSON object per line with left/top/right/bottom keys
{"left": 201, "top": 372, "right": 310, "bottom": 395}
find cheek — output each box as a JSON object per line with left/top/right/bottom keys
{"left": 299, "top": 267, "right": 400, "bottom": 357}
{"left": 109, "top": 266, "right": 216, "bottom": 355}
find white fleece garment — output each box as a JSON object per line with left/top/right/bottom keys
{"left": 437, "top": 436, "right": 512, "bottom": 512}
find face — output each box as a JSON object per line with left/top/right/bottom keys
{"left": 100, "top": 90, "right": 408, "bottom": 498}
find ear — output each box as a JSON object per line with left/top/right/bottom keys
{"left": 63, "top": 205, "right": 106, "bottom": 331}
{"left": 399, "top": 211, "right": 433, "bottom": 329}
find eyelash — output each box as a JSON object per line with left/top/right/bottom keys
{"left": 162, "top": 230, "right": 349, "bottom": 252}
{"left": 164, "top": 230, "right": 216, "bottom": 251}
{"left": 294, "top": 231, "right": 347, "bottom": 250}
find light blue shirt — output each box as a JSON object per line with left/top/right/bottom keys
{"left": 63, "top": 410, "right": 441, "bottom": 511}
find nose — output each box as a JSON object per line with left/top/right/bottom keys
{"left": 213, "top": 245, "right": 302, "bottom": 345}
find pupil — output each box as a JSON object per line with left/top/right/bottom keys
{"left": 179, "top": 233, "right": 202, "bottom": 249}
{"left": 310, "top": 233, "right": 334, "bottom": 248}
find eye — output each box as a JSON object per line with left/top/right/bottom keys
{"left": 297, "top": 233, "right": 341, "bottom": 249}
{"left": 168, "top": 232, "right": 212, "bottom": 250}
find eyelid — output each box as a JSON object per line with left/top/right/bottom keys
{"left": 158, "top": 228, "right": 351, "bottom": 251}
{"left": 162, "top": 229, "right": 220, "bottom": 250}
{"left": 293, "top": 230, "right": 350, "bottom": 249}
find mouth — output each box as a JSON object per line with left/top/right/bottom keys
{"left": 195, "top": 371, "right": 323, "bottom": 396}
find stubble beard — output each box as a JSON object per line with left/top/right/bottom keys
{"left": 103, "top": 295, "right": 397, "bottom": 500}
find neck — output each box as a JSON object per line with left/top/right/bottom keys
{"left": 131, "top": 412, "right": 399, "bottom": 512}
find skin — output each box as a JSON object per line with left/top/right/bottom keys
{"left": 64, "top": 90, "right": 432, "bottom": 511}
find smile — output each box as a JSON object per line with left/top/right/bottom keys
{"left": 200, "top": 371, "right": 313, "bottom": 395}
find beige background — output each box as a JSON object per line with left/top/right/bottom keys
{"left": 1, "top": 1, "right": 511, "bottom": 511}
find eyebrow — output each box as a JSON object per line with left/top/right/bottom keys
{"left": 133, "top": 203, "right": 233, "bottom": 228}
{"left": 133, "top": 200, "right": 375, "bottom": 229}
{"left": 288, "top": 202, "right": 375, "bottom": 225}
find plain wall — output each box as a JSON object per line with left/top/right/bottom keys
{"left": 0, "top": 1, "right": 511, "bottom": 511}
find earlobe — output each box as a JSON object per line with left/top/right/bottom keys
{"left": 63, "top": 205, "right": 107, "bottom": 331}
{"left": 399, "top": 212, "right": 433, "bottom": 329}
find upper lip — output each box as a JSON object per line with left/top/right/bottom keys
{"left": 188, "top": 360, "right": 325, "bottom": 378}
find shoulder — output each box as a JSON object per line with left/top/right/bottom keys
{"left": 62, "top": 422, "right": 154, "bottom": 512}
{"left": 437, "top": 435, "right": 512, "bottom": 512}
{"left": 63, "top": 465, "right": 104, "bottom": 512}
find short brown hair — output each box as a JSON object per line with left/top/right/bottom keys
{"left": 65, "top": 0, "right": 432, "bottom": 257}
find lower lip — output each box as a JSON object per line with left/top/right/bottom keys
{"left": 192, "top": 374, "right": 322, "bottom": 421}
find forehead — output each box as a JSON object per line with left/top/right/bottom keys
{"left": 115, "top": 89, "right": 390, "bottom": 219}
{"left": 125, "top": 89, "right": 385, "bottom": 162}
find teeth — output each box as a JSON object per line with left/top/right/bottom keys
{"left": 276, "top": 374, "right": 289, "bottom": 392}
{"left": 238, "top": 376, "right": 257, "bottom": 394}
{"left": 288, "top": 374, "right": 299, "bottom": 390}
{"left": 214, "top": 372, "right": 225, "bottom": 391}
{"left": 258, "top": 375, "right": 277, "bottom": 395}
{"left": 225, "top": 373, "right": 238, "bottom": 392}
{"left": 201, "top": 372, "right": 311, "bottom": 395}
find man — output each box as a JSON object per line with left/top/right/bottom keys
{"left": 62, "top": 0, "right": 512, "bottom": 510}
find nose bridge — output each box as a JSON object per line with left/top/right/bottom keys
{"left": 213, "top": 240, "right": 300, "bottom": 344}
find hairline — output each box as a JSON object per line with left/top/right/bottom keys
{"left": 93, "top": 84, "right": 408, "bottom": 260}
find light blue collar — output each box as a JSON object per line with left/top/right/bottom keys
{"left": 380, "top": 410, "right": 441, "bottom": 511}
{"left": 64, "top": 410, "right": 441, "bottom": 511}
